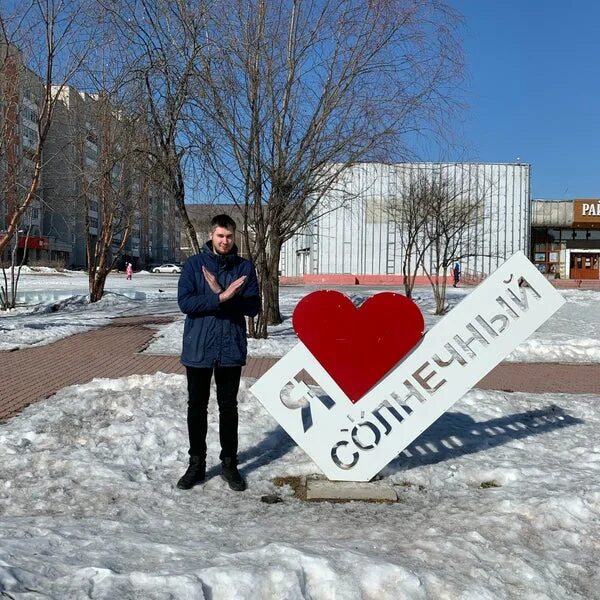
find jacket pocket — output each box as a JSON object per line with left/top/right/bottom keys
{"left": 182, "top": 318, "right": 211, "bottom": 365}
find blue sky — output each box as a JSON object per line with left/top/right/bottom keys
{"left": 444, "top": 0, "right": 600, "bottom": 199}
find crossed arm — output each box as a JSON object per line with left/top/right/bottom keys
{"left": 178, "top": 261, "right": 260, "bottom": 318}
{"left": 202, "top": 266, "right": 247, "bottom": 303}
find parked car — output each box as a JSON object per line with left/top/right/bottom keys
{"left": 152, "top": 263, "right": 182, "bottom": 274}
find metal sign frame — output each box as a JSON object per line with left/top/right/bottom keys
{"left": 250, "top": 252, "right": 566, "bottom": 481}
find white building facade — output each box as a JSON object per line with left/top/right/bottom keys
{"left": 281, "top": 162, "right": 531, "bottom": 281}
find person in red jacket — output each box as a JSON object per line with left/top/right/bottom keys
{"left": 176, "top": 214, "right": 260, "bottom": 491}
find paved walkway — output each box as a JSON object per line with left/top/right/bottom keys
{"left": 2, "top": 314, "right": 600, "bottom": 422}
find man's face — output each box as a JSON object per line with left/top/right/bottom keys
{"left": 210, "top": 226, "right": 235, "bottom": 255}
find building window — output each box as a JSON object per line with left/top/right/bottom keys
{"left": 531, "top": 227, "right": 561, "bottom": 277}
{"left": 85, "top": 149, "right": 98, "bottom": 163}
{"left": 22, "top": 87, "right": 38, "bottom": 104}
{"left": 20, "top": 105, "right": 38, "bottom": 124}
{"left": 22, "top": 124, "right": 37, "bottom": 149}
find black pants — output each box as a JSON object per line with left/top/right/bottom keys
{"left": 186, "top": 365, "right": 242, "bottom": 461}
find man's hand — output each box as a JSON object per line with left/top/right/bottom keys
{"left": 202, "top": 266, "right": 222, "bottom": 294}
{"left": 219, "top": 276, "right": 247, "bottom": 302}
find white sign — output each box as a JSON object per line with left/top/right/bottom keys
{"left": 250, "top": 252, "right": 565, "bottom": 481}
{"left": 582, "top": 202, "right": 600, "bottom": 216}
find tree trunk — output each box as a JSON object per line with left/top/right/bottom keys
{"left": 90, "top": 272, "right": 107, "bottom": 303}
{"left": 248, "top": 236, "right": 283, "bottom": 338}
{"left": 1, "top": 233, "right": 25, "bottom": 310}
{"left": 252, "top": 262, "right": 276, "bottom": 338}
{"left": 172, "top": 173, "right": 200, "bottom": 255}
{"left": 433, "top": 272, "right": 449, "bottom": 315}
{"left": 266, "top": 271, "right": 281, "bottom": 324}
{"left": 264, "top": 234, "right": 283, "bottom": 326}
{"left": 87, "top": 233, "right": 110, "bottom": 303}
{"left": 403, "top": 259, "right": 413, "bottom": 299}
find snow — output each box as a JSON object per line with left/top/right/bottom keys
{"left": 0, "top": 270, "right": 178, "bottom": 351}
{"left": 1, "top": 375, "right": 599, "bottom": 598}
{"left": 4, "top": 269, "right": 600, "bottom": 363}
{"left": 1, "top": 268, "right": 600, "bottom": 598}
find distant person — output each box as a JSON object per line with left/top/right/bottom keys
{"left": 452, "top": 262, "right": 460, "bottom": 287}
{"left": 177, "top": 214, "right": 260, "bottom": 492}
{"left": 126, "top": 262, "right": 133, "bottom": 280}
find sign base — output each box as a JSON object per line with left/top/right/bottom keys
{"left": 273, "top": 475, "right": 399, "bottom": 503}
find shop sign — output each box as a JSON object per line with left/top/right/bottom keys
{"left": 573, "top": 199, "right": 600, "bottom": 225}
{"left": 18, "top": 236, "right": 49, "bottom": 250}
{"left": 250, "top": 252, "right": 565, "bottom": 482}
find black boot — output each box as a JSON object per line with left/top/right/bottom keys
{"left": 177, "top": 455, "right": 206, "bottom": 490}
{"left": 221, "top": 457, "right": 246, "bottom": 491}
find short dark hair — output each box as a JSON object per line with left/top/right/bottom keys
{"left": 210, "top": 214, "right": 236, "bottom": 232}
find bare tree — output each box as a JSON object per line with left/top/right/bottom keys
{"left": 385, "top": 167, "right": 438, "bottom": 299}
{"left": 98, "top": 0, "right": 210, "bottom": 257}
{"left": 84, "top": 97, "right": 143, "bottom": 302}
{"left": 0, "top": 222, "right": 32, "bottom": 310}
{"left": 419, "top": 167, "right": 487, "bottom": 314}
{"left": 197, "top": 0, "right": 464, "bottom": 338}
{"left": 69, "top": 11, "right": 150, "bottom": 302}
{"left": 0, "top": 1, "right": 93, "bottom": 311}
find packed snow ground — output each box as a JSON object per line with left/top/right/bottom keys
{"left": 1, "top": 267, "right": 600, "bottom": 598}
{"left": 2, "top": 267, "right": 600, "bottom": 363}
{"left": 1, "top": 373, "right": 599, "bottom": 599}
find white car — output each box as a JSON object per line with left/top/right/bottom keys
{"left": 152, "top": 264, "right": 182, "bottom": 274}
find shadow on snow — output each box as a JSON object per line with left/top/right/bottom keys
{"left": 219, "top": 403, "right": 583, "bottom": 480}
{"left": 384, "top": 403, "right": 583, "bottom": 474}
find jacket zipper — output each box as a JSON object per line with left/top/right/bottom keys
{"left": 217, "top": 263, "right": 225, "bottom": 366}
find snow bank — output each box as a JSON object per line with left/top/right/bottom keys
{"left": 0, "top": 373, "right": 599, "bottom": 598}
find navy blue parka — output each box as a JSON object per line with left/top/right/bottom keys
{"left": 178, "top": 241, "right": 260, "bottom": 368}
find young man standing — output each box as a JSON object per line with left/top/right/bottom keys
{"left": 177, "top": 214, "right": 260, "bottom": 491}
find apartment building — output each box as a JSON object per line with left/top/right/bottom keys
{"left": 0, "top": 43, "right": 47, "bottom": 262}
{"left": 44, "top": 86, "right": 180, "bottom": 269}
{"left": 1, "top": 43, "right": 180, "bottom": 268}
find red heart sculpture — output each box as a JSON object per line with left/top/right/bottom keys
{"left": 293, "top": 291, "right": 424, "bottom": 403}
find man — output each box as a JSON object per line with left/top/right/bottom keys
{"left": 177, "top": 214, "right": 260, "bottom": 491}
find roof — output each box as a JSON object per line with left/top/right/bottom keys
{"left": 531, "top": 200, "right": 572, "bottom": 227}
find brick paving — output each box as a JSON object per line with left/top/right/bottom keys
{"left": 1, "top": 314, "right": 600, "bottom": 422}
